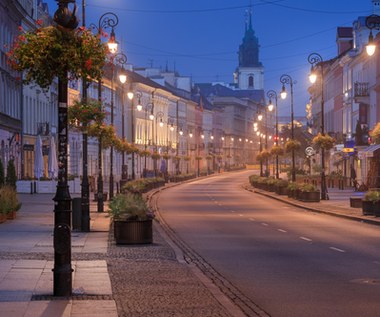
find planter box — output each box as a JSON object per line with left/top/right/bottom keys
{"left": 362, "top": 200, "right": 376, "bottom": 216}
{"left": 350, "top": 197, "right": 362, "bottom": 208}
{"left": 0, "top": 213, "right": 6, "bottom": 224}
{"left": 275, "top": 186, "right": 288, "bottom": 195}
{"left": 300, "top": 191, "right": 320, "bottom": 202}
{"left": 6, "top": 211, "right": 16, "bottom": 220}
{"left": 114, "top": 219, "right": 153, "bottom": 245}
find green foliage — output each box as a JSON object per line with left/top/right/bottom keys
{"left": 364, "top": 190, "right": 380, "bottom": 203}
{"left": 5, "top": 160, "right": 17, "bottom": 189}
{"left": 287, "top": 182, "right": 299, "bottom": 191}
{"left": 0, "top": 185, "right": 21, "bottom": 214}
{"left": 299, "top": 183, "right": 318, "bottom": 192}
{"left": 7, "top": 25, "right": 106, "bottom": 89}
{"left": 108, "top": 193, "right": 153, "bottom": 221}
{"left": 370, "top": 122, "right": 380, "bottom": 144}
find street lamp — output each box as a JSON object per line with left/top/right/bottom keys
{"left": 267, "top": 90, "right": 279, "bottom": 179}
{"left": 280, "top": 74, "right": 296, "bottom": 182}
{"left": 92, "top": 11, "right": 119, "bottom": 212}
{"left": 130, "top": 91, "right": 141, "bottom": 180}
{"left": 53, "top": 0, "right": 79, "bottom": 297}
{"left": 365, "top": 15, "right": 380, "bottom": 56}
{"left": 308, "top": 52, "right": 327, "bottom": 200}
{"left": 115, "top": 53, "right": 128, "bottom": 182}
{"left": 154, "top": 111, "right": 164, "bottom": 176}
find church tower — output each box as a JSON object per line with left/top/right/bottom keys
{"left": 373, "top": 0, "right": 380, "bottom": 15}
{"left": 234, "top": 8, "right": 264, "bottom": 90}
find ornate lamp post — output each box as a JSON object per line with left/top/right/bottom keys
{"left": 267, "top": 90, "right": 279, "bottom": 179}
{"left": 53, "top": 0, "right": 79, "bottom": 297}
{"left": 308, "top": 53, "right": 327, "bottom": 200}
{"left": 91, "top": 12, "right": 118, "bottom": 211}
{"left": 130, "top": 91, "right": 141, "bottom": 180}
{"left": 114, "top": 53, "right": 128, "bottom": 181}
{"left": 280, "top": 74, "right": 296, "bottom": 182}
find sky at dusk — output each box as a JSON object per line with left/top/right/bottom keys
{"left": 44, "top": 1, "right": 374, "bottom": 116}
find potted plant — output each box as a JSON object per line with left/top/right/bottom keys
{"left": 299, "top": 183, "right": 320, "bottom": 202}
{"left": 287, "top": 182, "right": 299, "bottom": 198}
{"left": 362, "top": 190, "right": 380, "bottom": 216}
{"left": 0, "top": 185, "right": 22, "bottom": 220}
{"left": 109, "top": 193, "right": 154, "bottom": 245}
{"left": 274, "top": 179, "right": 288, "bottom": 195}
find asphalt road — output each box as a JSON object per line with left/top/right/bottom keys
{"left": 157, "top": 170, "right": 380, "bottom": 317}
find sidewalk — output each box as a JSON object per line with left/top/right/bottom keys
{"left": 0, "top": 194, "right": 116, "bottom": 317}
{"left": 246, "top": 185, "right": 380, "bottom": 226}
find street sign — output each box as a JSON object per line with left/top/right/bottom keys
{"left": 305, "top": 146, "right": 315, "bottom": 156}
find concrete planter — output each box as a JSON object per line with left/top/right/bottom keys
{"left": 114, "top": 219, "right": 153, "bottom": 245}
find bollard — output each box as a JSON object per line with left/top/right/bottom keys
{"left": 72, "top": 197, "right": 82, "bottom": 231}
{"left": 30, "top": 182, "right": 33, "bottom": 195}
{"left": 33, "top": 181, "right": 37, "bottom": 193}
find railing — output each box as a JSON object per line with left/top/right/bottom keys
{"left": 354, "top": 82, "right": 369, "bottom": 97}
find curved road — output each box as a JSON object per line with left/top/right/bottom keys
{"left": 157, "top": 170, "right": 380, "bottom": 317}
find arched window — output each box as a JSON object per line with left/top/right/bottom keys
{"left": 248, "top": 75, "right": 254, "bottom": 88}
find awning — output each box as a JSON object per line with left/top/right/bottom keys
{"left": 361, "top": 144, "right": 380, "bottom": 158}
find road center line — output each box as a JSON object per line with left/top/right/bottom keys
{"left": 249, "top": 218, "right": 255, "bottom": 221}
{"left": 239, "top": 214, "right": 243, "bottom": 217}
{"left": 261, "top": 223, "right": 268, "bottom": 226}
{"left": 329, "top": 246, "right": 346, "bottom": 253}
{"left": 300, "top": 236, "right": 312, "bottom": 242}
{"left": 277, "top": 229, "right": 287, "bottom": 233}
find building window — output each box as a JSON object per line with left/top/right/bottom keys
{"left": 248, "top": 75, "right": 254, "bottom": 88}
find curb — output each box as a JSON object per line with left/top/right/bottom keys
{"left": 243, "top": 185, "right": 380, "bottom": 227}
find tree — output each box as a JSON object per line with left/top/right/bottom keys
{"left": 5, "top": 159, "right": 17, "bottom": 189}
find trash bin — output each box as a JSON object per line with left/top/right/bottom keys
{"left": 72, "top": 197, "right": 82, "bottom": 231}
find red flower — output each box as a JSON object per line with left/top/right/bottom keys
{"left": 85, "top": 58, "right": 92, "bottom": 70}
{"left": 18, "top": 26, "right": 23, "bottom": 32}
{"left": 35, "top": 19, "right": 43, "bottom": 26}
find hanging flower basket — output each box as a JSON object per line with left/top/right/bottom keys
{"left": 151, "top": 152, "right": 161, "bottom": 160}
{"left": 260, "top": 149, "right": 271, "bottom": 160}
{"left": 206, "top": 155, "right": 213, "bottom": 161}
{"left": 270, "top": 145, "right": 284, "bottom": 156}
{"left": 183, "top": 156, "right": 191, "bottom": 161}
{"left": 195, "top": 156, "right": 203, "bottom": 161}
{"left": 285, "top": 139, "right": 301, "bottom": 153}
{"left": 7, "top": 25, "right": 107, "bottom": 89}
{"left": 139, "top": 150, "right": 151, "bottom": 157}
{"left": 114, "top": 139, "right": 134, "bottom": 153}
{"left": 87, "top": 123, "right": 116, "bottom": 149}
{"left": 370, "top": 122, "right": 380, "bottom": 144}
{"left": 162, "top": 153, "right": 171, "bottom": 160}
{"left": 256, "top": 153, "right": 263, "bottom": 162}
{"left": 68, "top": 99, "right": 105, "bottom": 129}
{"left": 173, "top": 156, "right": 181, "bottom": 162}
{"left": 312, "top": 133, "right": 335, "bottom": 150}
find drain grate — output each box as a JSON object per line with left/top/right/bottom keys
{"left": 31, "top": 294, "right": 113, "bottom": 301}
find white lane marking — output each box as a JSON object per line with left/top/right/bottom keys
{"left": 231, "top": 210, "right": 235, "bottom": 213}
{"left": 239, "top": 214, "right": 243, "bottom": 217}
{"left": 300, "top": 236, "right": 312, "bottom": 242}
{"left": 261, "top": 223, "right": 268, "bottom": 226}
{"left": 373, "top": 261, "right": 380, "bottom": 265}
{"left": 277, "top": 229, "right": 287, "bottom": 233}
{"left": 329, "top": 247, "right": 346, "bottom": 253}
{"left": 249, "top": 218, "right": 255, "bottom": 221}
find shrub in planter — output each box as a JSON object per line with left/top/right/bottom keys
{"left": 274, "top": 179, "right": 288, "bottom": 195}
{"left": 287, "top": 182, "right": 299, "bottom": 198}
{"left": 299, "top": 183, "right": 320, "bottom": 202}
{"left": 362, "top": 191, "right": 380, "bottom": 216}
{"left": 249, "top": 175, "right": 260, "bottom": 187}
{"left": 0, "top": 185, "right": 22, "bottom": 220}
{"left": 266, "top": 178, "right": 277, "bottom": 192}
{"left": 109, "top": 193, "right": 154, "bottom": 245}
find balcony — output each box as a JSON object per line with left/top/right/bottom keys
{"left": 354, "top": 82, "right": 369, "bottom": 103}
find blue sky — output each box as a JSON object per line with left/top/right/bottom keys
{"left": 44, "top": 1, "right": 373, "bottom": 116}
